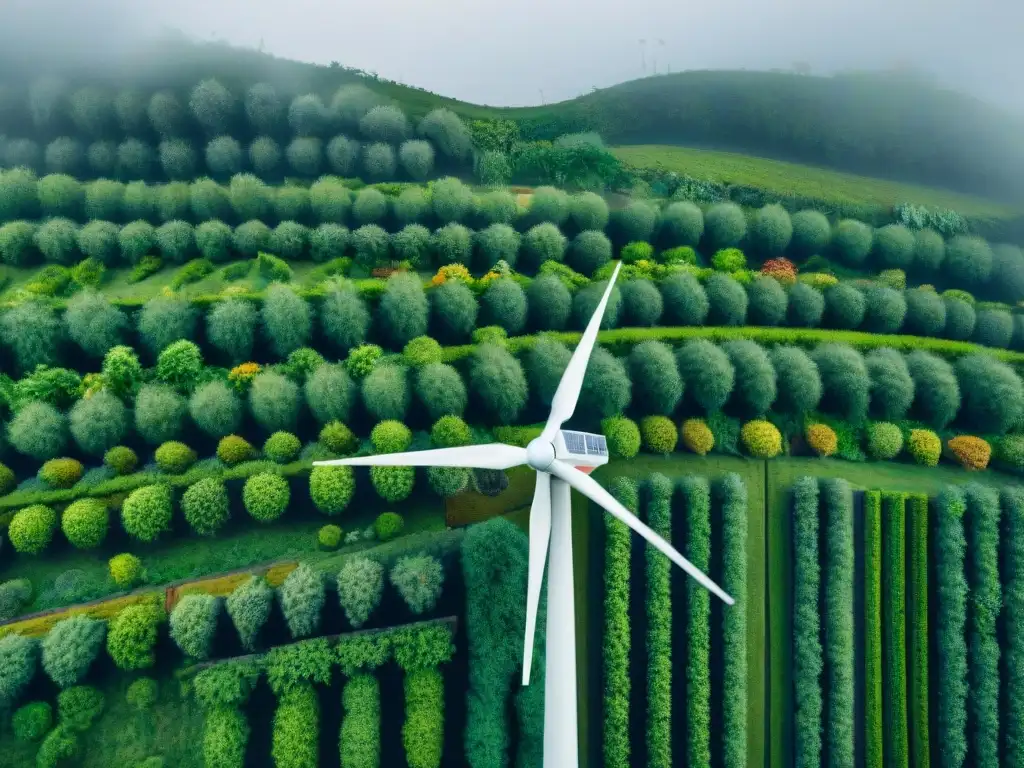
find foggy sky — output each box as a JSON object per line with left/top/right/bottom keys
{"left": 1, "top": 0, "right": 1021, "bottom": 110}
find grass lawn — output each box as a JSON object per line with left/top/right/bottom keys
{"left": 611, "top": 145, "right": 1019, "bottom": 220}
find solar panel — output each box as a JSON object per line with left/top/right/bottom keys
{"left": 585, "top": 434, "right": 606, "bottom": 455}
{"left": 562, "top": 431, "right": 586, "bottom": 454}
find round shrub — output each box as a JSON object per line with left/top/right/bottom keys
{"left": 9, "top": 505, "right": 58, "bottom": 554}
{"left": 790, "top": 210, "right": 831, "bottom": 257}
{"left": 805, "top": 423, "right": 838, "bottom": 457}
{"left": 0, "top": 633, "right": 38, "bottom": 710}
{"left": 104, "top": 446, "right": 138, "bottom": 476}
{"left": 859, "top": 285, "right": 906, "bottom": 334}
{"left": 101, "top": 345, "right": 142, "bottom": 400}
{"left": 947, "top": 436, "right": 991, "bottom": 471}
{"left": 268, "top": 221, "right": 308, "bottom": 260}
{"left": 68, "top": 392, "right": 127, "bottom": 462}
{"left": 823, "top": 284, "right": 865, "bottom": 330}
{"left": 134, "top": 384, "right": 187, "bottom": 445}
{"left": 126, "top": 677, "right": 158, "bottom": 711}
{"left": 660, "top": 272, "right": 709, "bottom": 326}
{"left": 992, "top": 244, "right": 1024, "bottom": 304}
{"left": 137, "top": 296, "right": 198, "bottom": 355}
{"left": 568, "top": 230, "right": 612, "bottom": 275}
{"left": 722, "top": 340, "right": 777, "bottom": 417}
{"left": 430, "top": 278, "right": 478, "bottom": 342}
{"left": 430, "top": 177, "right": 472, "bottom": 224}
{"left": 286, "top": 137, "right": 323, "bottom": 177}
{"left": 318, "top": 525, "right": 343, "bottom": 551}
{"left": 526, "top": 273, "right": 572, "bottom": 331}
{"left": 0, "top": 464, "right": 14, "bottom": 496}
{"left": 243, "top": 473, "right": 290, "bottom": 522}
{"left": 379, "top": 273, "right": 429, "bottom": 346}
{"left": 170, "top": 594, "right": 219, "bottom": 660}
{"left": 304, "top": 363, "right": 354, "bottom": 426}
{"left": 12, "top": 701, "right": 52, "bottom": 742}
{"left": 1, "top": 301, "right": 63, "bottom": 374}
{"left": 232, "top": 219, "right": 270, "bottom": 257}
{"left": 908, "top": 429, "right": 941, "bottom": 467}
{"left": 205, "top": 135, "right": 243, "bottom": 177}
{"left": 866, "top": 422, "right": 903, "bottom": 460}
{"left": 705, "top": 202, "right": 746, "bottom": 249}
{"left": 469, "top": 344, "right": 528, "bottom": 424}
{"left": 974, "top": 309, "right": 1014, "bottom": 349}
{"left": 263, "top": 432, "right": 301, "bottom": 464}
{"left": 676, "top": 339, "right": 735, "bottom": 413}
{"left": 945, "top": 235, "right": 993, "bottom": 286}
{"left": 525, "top": 337, "right": 571, "bottom": 407}
{"left": 741, "top": 420, "right": 782, "bottom": 458}
{"left": 746, "top": 276, "right": 788, "bottom": 326}
{"left": 812, "top": 344, "right": 869, "bottom": 421}
{"left": 706, "top": 273, "right": 748, "bottom": 326}
{"left": 784, "top": 283, "right": 825, "bottom": 329}
{"left": 640, "top": 416, "right": 677, "bottom": 454}
{"left": 955, "top": 354, "right": 1023, "bottom": 434}
{"left": 107, "top": 604, "right": 162, "bottom": 670}
{"left": 711, "top": 247, "right": 746, "bottom": 272}
{"left": 619, "top": 278, "right": 663, "bottom": 327}
{"left": 579, "top": 347, "right": 632, "bottom": 419}
{"left": 573, "top": 280, "right": 621, "bottom": 330}
{"left": 943, "top": 297, "right": 976, "bottom": 341}
{"left": 658, "top": 201, "right": 703, "bottom": 247}
{"left": 399, "top": 140, "right": 435, "bottom": 181}
{"left": 362, "top": 364, "right": 410, "bottom": 421}
{"left": 374, "top": 511, "right": 405, "bottom": 541}
{"left": 309, "top": 465, "right": 355, "bottom": 516}
{"left": 117, "top": 220, "right": 155, "bottom": 265}
{"left": 277, "top": 563, "right": 326, "bottom": 641}
{"left": 371, "top": 421, "right": 412, "bottom": 454}
{"left": 261, "top": 284, "right": 312, "bottom": 358}
{"left": 750, "top": 204, "right": 792, "bottom": 257}
{"left": 34, "top": 456, "right": 79, "bottom": 490}
{"left": 431, "top": 223, "right": 472, "bottom": 265}
{"left": 181, "top": 478, "right": 230, "bottom": 537}
{"left": 402, "top": 336, "right": 442, "bottom": 369}
{"left": 865, "top": 348, "right": 914, "bottom": 421}
{"left": 189, "top": 380, "right": 242, "bottom": 439}
{"left": 570, "top": 191, "right": 609, "bottom": 231}
{"left": 34, "top": 218, "right": 79, "bottom": 265}
{"left": 249, "top": 371, "right": 300, "bottom": 433}
{"left": 601, "top": 417, "right": 641, "bottom": 459}
{"left": 903, "top": 288, "right": 946, "bottom": 337}
{"left": 911, "top": 228, "right": 945, "bottom": 272}
{"left": 832, "top": 219, "right": 873, "bottom": 266}
{"left": 217, "top": 435, "right": 254, "bottom": 466}
{"left": 528, "top": 187, "right": 570, "bottom": 226}
{"left": 906, "top": 350, "right": 960, "bottom": 429}
{"left": 615, "top": 200, "right": 657, "bottom": 243}
{"left": 476, "top": 224, "right": 521, "bottom": 271}
{"left": 156, "top": 339, "right": 203, "bottom": 392}
{"left": 428, "top": 466, "right": 470, "bottom": 498}
{"left": 390, "top": 555, "right": 444, "bottom": 615}
{"left": 681, "top": 419, "right": 714, "bottom": 456}
{"left": 360, "top": 142, "right": 397, "bottom": 181}
{"left": 7, "top": 401, "right": 68, "bottom": 461}
{"left": 121, "top": 485, "right": 172, "bottom": 543}
{"left": 389, "top": 224, "right": 430, "bottom": 268}
{"left": 481, "top": 278, "right": 527, "bottom": 334}
{"left": 61, "top": 499, "right": 109, "bottom": 550}
{"left": 371, "top": 466, "right": 415, "bottom": 503}
{"left": 872, "top": 224, "right": 915, "bottom": 269}
{"left": 628, "top": 341, "right": 683, "bottom": 415}
{"left": 337, "top": 557, "right": 384, "bottom": 628}
{"left": 42, "top": 615, "right": 106, "bottom": 689}
{"left": 108, "top": 553, "right": 143, "bottom": 588}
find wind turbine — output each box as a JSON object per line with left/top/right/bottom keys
{"left": 314, "top": 262, "right": 734, "bottom": 767}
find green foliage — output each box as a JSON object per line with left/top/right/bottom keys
{"left": 9, "top": 504, "right": 57, "bottom": 554}
{"left": 67, "top": 390, "right": 126, "bottom": 458}
{"left": 34, "top": 217, "right": 79, "bottom": 265}
{"left": 36, "top": 724, "right": 79, "bottom": 768}
{"left": 716, "top": 474, "right": 748, "bottom": 766}
{"left": 790, "top": 210, "right": 831, "bottom": 257}
{"left": 12, "top": 701, "right": 52, "bottom": 742}
{"left": 881, "top": 493, "right": 909, "bottom": 767}
{"left": 907, "top": 493, "right": 930, "bottom": 767}
{"left": 627, "top": 340, "right": 682, "bottom": 415}
{"left": 249, "top": 371, "right": 300, "bottom": 432}
{"left": 337, "top": 556, "right": 384, "bottom": 628}
{"left": 404, "top": 668, "right": 444, "bottom": 768}
{"left": 792, "top": 476, "right": 822, "bottom": 768}
{"left": 189, "top": 380, "right": 242, "bottom": 439}
{"left": 526, "top": 273, "right": 572, "bottom": 330}
{"left": 706, "top": 272, "right": 748, "bottom": 326}
{"left": 863, "top": 491, "right": 883, "bottom": 768}
{"left": 8, "top": 400, "right": 68, "bottom": 461}
{"left": 120, "top": 484, "right": 172, "bottom": 543}
{"left": 430, "top": 279, "right": 479, "bottom": 341}
{"left": 1, "top": 302, "right": 62, "bottom": 373}
{"left": 137, "top": 295, "right": 198, "bottom": 356}
{"left": 390, "top": 555, "right": 444, "bottom": 615}
{"left": 226, "top": 576, "right": 273, "bottom": 651}
{"left": 643, "top": 474, "right": 672, "bottom": 766}
{"left": 600, "top": 416, "right": 641, "bottom": 459}
{"left": 476, "top": 224, "right": 521, "bottom": 271}
{"left": 812, "top": 344, "right": 869, "bottom": 421}
{"left": 903, "top": 288, "right": 946, "bottom": 337}
{"left": 1001, "top": 488, "right": 1024, "bottom": 767}
{"left": 41, "top": 615, "right": 105, "bottom": 689}
{"left": 242, "top": 472, "right": 290, "bottom": 523}
{"left": 481, "top": 277, "right": 527, "bottom": 334}
{"left": 955, "top": 353, "right": 1023, "bottom": 433}
{"left": 619, "top": 278, "right": 663, "bottom": 327}
{"left": 232, "top": 219, "right": 270, "bottom": 258}
{"left": 182, "top": 477, "right": 230, "bottom": 536}
{"left": 469, "top": 344, "right": 528, "bottom": 424}
{"left": 568, "top": 230, "right": 612, "bottom": 275}
{"left": 0, "top": 220, "right": 39, "bottom": 266}
{"left": 640, "top": 415, "right": 677, "bottom": 454}
{"left": 57, "top": 685, "right": 104, "bottom": 732}
{"left": 431, "top": 222, "right": 472, "bottom": 265}
{"left": 108, "top": 553, "right": 143, "bottom": 588}
{"left": 155, "top": 339, "right": 203, "bottom": 392}
{"left": 906, "top": 350, "right": 960, "bottom": 429}
{"left": 318, "top": 524, "right": 342, "bottom": 550}
{"left": 824, "top": 283, "right": 865, "bottom": 330}
{"left": 38, "top": 458, "right": 83, "bottom": 489}
{"left": 263, "top": 431, "right": 301, "bottom": 464}
{"left": 340, "top": 675, "right": 381, "bottom": 768}
{"left": 309, "top": 465, "right": 355, "bottom": 516}
{"left": 862, "top": 285, "right": 906, "bottom": 334}
{"left": 974, "top": 309, "right": 1013, "bottom": 348}
{"left": 169, "top": 593, "right": 220, "bottom": 660}
{"left": 747, "top": 275, "right": 788, "bottom": 326}
{"left": 371, "top": 466, "right": 414, "bottom": 503}
{"left": 107, "top": 603, "right": 163, "bottom": 670}
{"left": 833, "top": 219, "right": 873, "bottom": 266}
{"left": 660, "top": 271, "right": 709, "bottom": 325}
{"left": 203, "top": 706, "right": 249, "bottom": 768}
{"left": 866, "top": 421, "right": 903, "bottom": 459}
{"left": 374, "top": 511, "right": 405, "bottom": 541}
{"left": 942, "top": 297, "right": 975, "bottom": 341}
{"left": 680, "top": 476, "right": 712, "bottom": 765}
{"left": 134, "top": 383, "right": 187, "bottom": 445}
{"left": 362, "top": 363, "right": 410, "bottom": 421}
{"left": 352, "top": 187, "right": 388, "bottom": 225}
{"left": 865, "top": 348, "right": 914, "bottom": 421}
{"left": 61, "top": 498, "right": 109, "bottom": 549}
{"left": 380, "top": 272, "right": 429, "bottom": 346}
{"left": 721, "top": 339, "right": 776, "bottom": 416}
{"left": 786, "top": 281, "right": 825, "bottom": 328}
{"left": 945, "top": 235, "right": 993, "bottom": 286}
{"left": 276, "top": 564, "right": 325, "bottom": 640}
{"left": 261, "top": 284, "right": 311, "bottom": 357}
{"left": 872, "top": 224, "right": 915, "bottom": 268}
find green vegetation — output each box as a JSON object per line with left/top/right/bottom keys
{"left": 882, "top": 492, "right": 908, "bottom": 765}
{"left": 863, "top": 491, "right": 883, "bottom": 768}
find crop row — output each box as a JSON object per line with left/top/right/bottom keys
{"left": 822, "top": 479, "right": 854, "bottom": 765}
{"left": 644, "top": 474, "right": 672, "bottom": 767}
{"left": 791, "top": 476, "right": 821, "bottom": 768}
{"left": 882, "top": 492, "right": 908, "bottom": 765}
{"left": 717, "top": 474, "right": 748, "bottom": 768}
{"left": 863, "top": 491, "right": 883, "bottom": 768}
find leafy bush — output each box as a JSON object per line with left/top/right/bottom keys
{"left": 154, "top": 441, "right": 197, "bottom": 474}
{"left": 681, "top": 418, "right": 714, "bottom": 455}
{"left": 61, "top": 498, "right": 109, "bottom": 550}
{"left": 601, "top": 416, "right": 641, "bottom": 459}
{"left": 102, "top": 345, "right": 142, "bottom": 399}
{"left": 261, "top": 284, "right": 311, "bottom": 357}
{"left": 862, "top": 286, "right": 906, "bottom": 334}
{"left": 865, "top": 348, "right": 914, "bottom": 421}
{"left": 243, "top": 473, "right": 290, "bottom": 523}
{"left": 813, "top": 344, "right": 869, "bottom": 422}
{"left": 974, "top": 309, "right": 1013, "bottom": 349}
{"left": 705, "top": 273, "right": 748, "bottom": 326}
{"left": 789, "top": 210, "right": 831, "bottom": 257}
{"left": 217, "top": 435, "right": 254, "bottom": 466}
{"left": 275, "top": 564, "right": 325, "bottom": 641}
{"left": 1, "top": 302, "right": 62, "bottom": 373}
{"left": 362, "top": 363, "right": 410, "bottom": 421}
{"left": 8, "top": 504, "right": 57, "bottom": 554}
{"left": 107, "top": 603, "right": 163, "bottom": 670}
{"left": 374, "top": 511, "right": 405, "bottom": 541}
{"left": 202, "top": 705, "right": 249, "bottom": 768}
{"left": 121, "top": 485, "right": 172, "bottom": 543}
{"left": 805, "top": 423, "right": 838, "bottom": 457}
{"left": 12, "top": 701, "right": 52, "bottom": 742}
{"left": 660, "top": 272, "right": 709, "bottom": 325}
{"left": 525, "top": 273, "right": 571, "bottom": 331}
{"left": 746, "top": 275, "right": 788, "bottom": 326}
{"left": 823, "top": 284, "right": 865, "bottom": 330}
{"left": 125, "top": 678, "right": 158, "bottom": 711}
{"left": 741, "top": 420, "right": 782, "bottom": 458}
{"left": 955, "top": 353, "right": 1023, "bottom": 434}
{"left": 403, "top": 668, "right": 444, "bottom": 768}
{"left": 0, "top": 464, "right": 15, "bottom": 496}
{"left": 619, "top": 278, "right": 663, "bottom": 327}
{"left": 340, "top": 674, "right": 381, "bottom": 768}
{"left": 378, "top": 273, "right": 429, "bottom": 347}
{"left": 942, "top": 297, "right": 976, "bottom": 341}
{"left": 0, "top": 633, "right": 38, "bottom": 709}
{"left": 108, "top": 553, "right": 143, "bottom": 588}
{"left": 39, "top": 458, "right": 83, "bottom": 489}
{"left": 226, "top": 577, "right": 273, "bottom": 651}
{"left": 57, "top": 685, "right": 104, "bottom": 733}
{"left": 41, "top": 615, "right": 106, "bottom": 689}
{"left": 481, "top": 278, "right": 527, "bottom": 334}
{"left": 188, "top": 380, "right": 242, "bottom": 439}
{"left": 866, "top": 422, "right": 903, "bottom": 460}
{"left": 137, "top": 296, "right": 198, "bottom": 356}
{"left": 249, "top": 371, "right": 300, "bottom": 433}
{"left": 371, "top": 466, "right": 414, "bottom": 503}
{"left": 722, "top": 339, "right": 776, "bottom": 417}
{"left": 182, "top": 478, "right": 230, "bottom": 536}
{"left": 69, "top": 391, "right": 128, "bottom": 457}
{"left": 908, "top": 429, "right": 941, "bottom": 466}
{"left": 791, "top": 476, "right": 823, "bottom": 767}
{"left": 135, "top": 383, "right": 188, "bottom": 445}
{"left": 872, "top": 224, "right": 915, "bottom": 269}
{"left": 947, "top": 436, "right": 991, "bottom": 470}
{"left": 906, "top": 351, "right": 960, "bottom": 429}
{"left": 318, "top": 524, "right": 343, "bottom": 550}
{"left": 568, "top": 230, "right": 612, "bottom": 275}
{"left": 704, "top": 202, "right": 746, "bottom": 248}
{"left": 903, "top": 288, "right": 946, "bottom": 337}
{"left": 337, "top": 556, "right": 384, "bottom": 628}
{"left": 469, "top": 344, "right": 528, "bottom": 424}
{"left": 832, "top": 219, "right": 873, "bottom": 266}
{"left": 263, "top": 431, "right": 301, "bottom": 464}
{"left": 640, "top": 415, "right": 678, "bottom": 454}
{"left": 309, "top": 465, "right": 355, "bottom": 516}
{"left": 304, "top": 363, "right": 354, "bottom": 425}
{"left": 170, "top": 594, "right": 219, "bottom": 660}
{"left": 945, "top": 235, "right": 993, "bottom": 286}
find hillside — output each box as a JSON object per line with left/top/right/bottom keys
{"left": 1, "top": 38, "right": 1022, "bottom": 202}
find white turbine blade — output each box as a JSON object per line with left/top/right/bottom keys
{"left": 541, "top": 261, "right": 622, "bottom": 442}
{"left": 548, "top": 461, "right": 735, "bottom": 606}
{"left": 313, "top": 443, "right": 527, "bottom": 470}
{"left": 522, "top": 472, "right": 551, "bottom": 686}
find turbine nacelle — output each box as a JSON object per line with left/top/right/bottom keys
{"left": 526, "top": 430, "right": 609, "bottom": 472}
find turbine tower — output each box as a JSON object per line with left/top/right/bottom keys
{"left": 314, "top": 262, "right": 734, "bottom": 767}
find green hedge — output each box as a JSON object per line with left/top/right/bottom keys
{"left": 822, "top": 479, "right": 854, "bottom": 766}
{"left": 603, "top": 477, "right": 635, "bottom": 768}
{"left": 863, "top": 491, "right": 883, "bottom": 768}
{"left": 340, "top": 674, "right": 380, "bottom": 768}
{"left": 906, "top": 493, "right": 930, "bottom": 767}
{"left": 644, "top": 474, "right": 672, "bottom": 768}
{"left": 717, "top": 473, "right": 747, "bottom": 768}
{"left": 935, "top": 487, "right": 968, "bottom": 767}
{"left": 1002, "top": 487, "right": 1024, "bottom": 766}
{"left": 202, "top": 706, "right": 249, "bottom": 768}
{"left": 881, "top": 492, "right": 908, "bottom": 767}
{"left": 681, "top": 476, "right": 711, "bottom": 768}
{"left": 791, "top": 476, "right": 821, "bottom": 768}
{"left": 965, "top": 485, "right": 1001, "bottom": 767}
{"left": 403, "top": 668, "right": 444, "bottom": 768}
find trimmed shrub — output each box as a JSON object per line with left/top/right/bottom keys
{"left": 309, "top": 222, "right": 349, "bottom": 263}
{"left": 945, "top": 235, "right": 992, "bottom": 286}
{"left": 371, "top": 466, "right": 414, "bottom": 503}
{"left": 309, "top": 465, "right": 356, "bottom": 516}
{"left": 340, "top": 675, "right": 381, "bottom": 767}
{"left": 8, "top": 400, "right": 68, "bottom": 461}
{"left": 873, "top": 224, "right": 915, "bottom": 269}
{"left": 750, "top": 204, "right": 793, "bottom": 257}
{"left": 121, "top": 485, "right": 172, "bottom": 543}
{"left": 822, "top": 479, "right": 855, "bottom": 765}
{"left": 431, "top": 177, "right": 473, "bottom": 224}
{"left": 705, "top": 202, "right": 746, "bottom": 248}
{"left": 522, "top": 223, "right": 566, "bottom": 268}
{"left": 189, "top": 380, "right": 243, "bottom": 439}
{"left": 681, "top": 418, "right": 714, "bottom": 455}
{"left": 947, "top": 436, "right": 991, "bottom": 470}
{"left": 108, "top": 553, "right": 143, "bottom": 588}
{"left": 371, "top": 420, "right": 412, "bottom": 454}
{"left": 601, "top": 416, "right": 641, "bottom": 459}
{"left": 579, "top": 346, "right": 632, "bottom": 419}
{"left": 661, "top": 272, "right": 709, "bottom": 325}
{"left": 866, "top": 422, "right": 903, "bottom": 460}
{"left": 319, "top": 287, "right": 369, "bottom": 354}
{"left": 792, "top": 476, "right": 823, "bottom": 767}
{"left": 318, "top": 524, "right": 343, "bottom": 550}
{"left": 812, "top": 344, "right": 869, "bottom": 422}
{"left": 203, "top": 706, "right": 249, "bottom": 768}
{"left": 865, "top": 348, "right": 914, "bottom": 421}
{"left": 41, "top": 616, "right": 106, "bottom": 688}
{"left": 906, "top": 351, "right": 960, "bottom": 429}
{"left": 107, "top": 604, "right": 163, "bottom": 670}
{"left": 628, "top": 340, "right": 683, "bottom": 415}
{"left": 337, "top": 556, "right": 384, "bottom": 628}
{"left": 403, "top": 668, "right": 444, "bottom": 768}
{"left": 569, "top": 190, "right": 610, "bottom": 231}
{"left": 182, "top": 478, "right": 230, "bottom": 536}
{"left": 1, "top": 301, "right": 62, "bottom": 373}
{"left": 305, "top": 363, "right": 355, "bottom": 425}
{"left": 38, "top": 458, "right": 83, "bottom": 489}
{"left": 787, "top": 281, "right": 826, "bottom": 328}
{"left": 379, "top": 273, "right": 429, "bottom": 347}
{"left": 620, "top": 278, "right": 663, "bottom": 327}
{"left": 674, "top": 340, "right": 734, "bottom": 413}
{"left": 573, "top": 280, "right": 621, "bottom": 330}
{"left": 568, "top": 230, "right": 612, "bottom": 275}
{"left": 903, "top": 288, "right": 946, "bottom": 337}
{"left": 469, "top": 344, "right": 528, "bottom": 424}
{"left": 974, "top": 309, "right": 1013, "bottom": 349}
{"left": 243, "top": 473, "right": 290, "bottom": 523}
{"left": 68, "top": 390, "right": 127, "bottom": 458}
{"left": 527, "top": 273, "right": 572, "bottom": 331}
{"left": 61, "top": 499, "right": 109, "bottom": 549}
{"left": 481, "top": 278, "right": 527, "bottom": 334}
{"left": 791, "top": 210, "right": 831, "bottom": 257}
{"left": 9, "top": 505, "right": 58, "bottom": 554}
{"left": 722, "top": 339, "right": 776, "bottom": 417}
{"left": 403, "top": 336, "right": 443, "bottom": 368}
{"left": 658, "top": 201, "right": 703, "bottom": 246}
{"left": 137, "top": 296, "right": 198, "bottom": 355}
{"left": 824, "top": 283, "right": 865, "bottom": 330}
{"left": 934, "top": 488, "right": 968, "bottom": 765}
{"left": 705, "top": 273, "right": 748, "bottom": 326}
{"left": 747, "top": 275, "right": 788, "bottom": 326}
{"left": 640, "top": 415, "right": 678, "bottom": 454}
{"left": 362, "top": 363, "right": 411, "bottom": 421}
{"left": 862, "top": 286, "right": 906, "bottom": 334}
{"left": 943, "top": 297, "right": 976, "bottom": 341}
{"left": 955, "top": 353, "right": 1023, "bottom": 434}
{"left": 476, "top": 224, "right": 521, "bottom": 271}
{"left": 430, "top": 278, "right": 479, "bottom": 342}
{"left": 833, "top": 219, "right": 873, "bottom": 266}
{"left": 374, "top": 511, "right": 405, "bottom": 541}
{"left": 908, "top": 429, "right": 941, "bottom": 466}
{"left": 320, "top": 421, "right": 357, "bottom": 454}
{"left": 249, "top": 371, "right": 300, "bottom": 432}
{"left": 261, "top": 284, "right": 312, "bottom": 357}
{"left": 262, "top": 431, "right": 300, "bottom": 464}
{"left": 279, "top": 564, "right": 325, "bottom": 640}
{"left": 170, "top": 594, "right": 219, "bottom": 660}
{"left": 135, "top": 384, "right": 187, "bottom": 445}
{"left": 35, "top": 218, "right": 79, "bottom": 265}
{"left": 525, "top": 337, "right": 570, "bottom": 407}
{"left": 12, "top": 701, "right": 52, "bottom": 742}
{"left": 226, "top": 577, "right": 273, "bottom": 651}
{"left": 740, "top": 420, "right": 782, "bottom": 458}
{"left": 806, "top": 423, "right": 838, "bottom": 457}
{"left": 232, "top": 219, "right": 270, "bottom": 257}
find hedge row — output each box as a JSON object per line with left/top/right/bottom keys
{"left": 791, "top": 476, "right": 821, "bottom": 768}
{"left": 603, "top": 477, "right": 635, "bottom": 768}
{"left": 907, "top": 493, "right": 930, "bottom": 767}
{"left": 966, "top": 485, "right": 1001, "bottom": 767}
{"left": 935, "top": 487, "right": 969, "bottom": 767}
{"left": 403, "top": 668, "right": 444, "bottom": 768}
{"left": 273, "top": 682, "right": 319, "bottom": 768}
{"left": 644, "top": 474, "right": 672, "bottom": 768}
{"left": 881, "top": 492, "right": 908, "bottom": 766}
{"left": 683, "top": 476, "right": 711, "bottom": 768}
{"left": 717, "top": 474, "right": 747, "bottom": 768}
{"left": 341, "top": 675, "right": 380, "bottom": 768}
{"left": 461, "top": 518, "right": 544, "bottom": 768}
{"left": 822, "top": 479, "right": 854, "bottom": 766}
{"left": 863, "top": 491, "right": 883, "bottom": 768}
{"left": 1002, "top": 487, "right": 1024, "bottom": 766}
